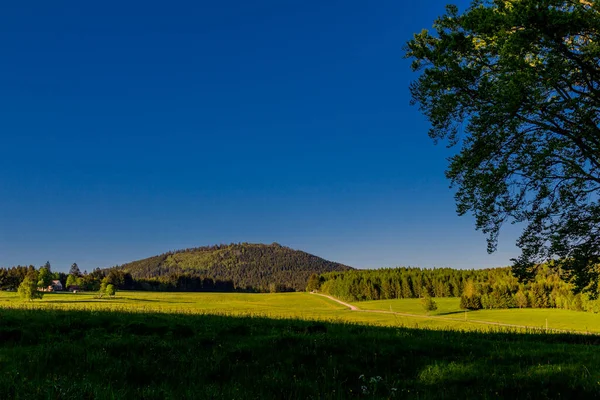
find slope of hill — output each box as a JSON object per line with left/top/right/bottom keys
{"left": 113, "top": 243, "right": 353, "bottom": 291}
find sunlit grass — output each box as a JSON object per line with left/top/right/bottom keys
{"left": 355, "top": 297, "right": 462, "bottom": 316}
{"left": 355, "top": 297, "right": 600, "bottom": 333}
{"left": 0, "top": 291, "right": 472, "bottom": 331}
{"left": 1, "top": 291, "right": 599, "bottom": 333}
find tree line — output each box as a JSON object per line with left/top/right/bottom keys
{"left": 309, "top": 264, "right": 600, "bottom": 313}
{"left": 0, "top": 262, "right": 277, "bottom": 295}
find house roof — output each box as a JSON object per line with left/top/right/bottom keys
{"left": 52, "top": 280, "right": 62, "bottom": 284}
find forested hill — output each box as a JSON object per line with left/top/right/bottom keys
{"left": 112, "top": 243, "right": 353, "bottom": 291}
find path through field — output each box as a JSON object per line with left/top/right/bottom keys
{"left": 311, "top": 292, "right": 589, "bottom": 334}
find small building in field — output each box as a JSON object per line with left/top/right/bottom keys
{"left": 50, "top": 280, "right": 63, "bottom": 292}
{"left": 68, "top": 285, "right": 80, "bottom": 292}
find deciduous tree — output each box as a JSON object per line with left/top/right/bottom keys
{"left": 105, "top": 284, "right": 116, "bottom": 297}
{"left": 18, "top": 271, "right": 43, "bottom": 301}
{"left": 406, "top": 0, "right": 600, "bottom": 295}
{"left": 37, "top": 267, "right": 52, "bottom": 289}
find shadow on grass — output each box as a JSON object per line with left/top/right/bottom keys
{"left": 43, "top": 298, "right": 195, "bottom": 305}
{"left": 43, "top": 299, "right": 128, "bottom": 304}
{"left": 435, "top": 310, "right": 469, "bottom": 316}
{"left": 0, "top": 307, "right": 599, "bottom": 399}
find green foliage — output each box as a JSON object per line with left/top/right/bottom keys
{"left": 17, "top": 272, "right": 43, "bottom": 301}
{"left": 319, "top": 264, "right": 600, "bottom": 313}
{"left": 305, "top": 274, "right": 322, "bottom": 292}
{"left": 114, "top": 243, "right": 351, "bottom": 292}
{"left": 66, "top": 274, "right": 79, "bottom": 289}
{"left": 105, "top": 284, "right": 116, "bottom": 297}
{"left": 515, "top": 289, "right": 529, "bottom": 309}
{"left": 406, "top": 0, "right": 600, "bottom": 295}
{"left": 42, "top": 261, "right": 51, "bottom": 273}
{"left": 481, "top": 284, "right": 516, "bottom": 309}
{"left": 319, "top": 267, "right": 497, "bottom": 303}
{"left": 461, "top": 279, "right": 483, "bottom": 310}
{"left": 98, "top": 277, "right": 109, "bottom": 297}
{"left": 420, "top": 294, "right": 438, "bottom": 313}
{"left": 69, "top": 263, "right": 81, "bottom": 277}
{"left": 268, "top": 283, "right": 286, "bottom": 293}
{"left": 530, "top": 282, "right": 552, "bottom": 308}
{"left": 460, "top": 294, "right": 482, "bottom": 311}
{"left": 37, "top": 267, "right": 52, "bottom": 289}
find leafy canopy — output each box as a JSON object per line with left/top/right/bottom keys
{"left": 406, "top": 0, "right": 600, "bottom": 295}
{"left": 105, "top": 284, "right": 116, "bottom": 297}
{"left": 18, "top": 271, "right": 43, "bottom": 301}
{"left": 66, "top": 274, "right": 80, "bottom": 289}
{"left": 37, "top": 267, "right": 52, "bottom": 289}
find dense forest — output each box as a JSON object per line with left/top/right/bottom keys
{"left": 112, "top": 243, "right": 352, "bottom": 292}
{"left": 311, "top": 264, "right": 600, "bottom": 313}
{"left": 0, "top": 264, "right": 249, "bottom": 294}
{"left": 0, "top": 244, "right": 352, "bottom": 293}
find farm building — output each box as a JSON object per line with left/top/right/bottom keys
{"left": 50, "top": 280, "right": 63, "bottom": 292}
{"left": 68, "top": 285, "right": 80, "bottom": 292}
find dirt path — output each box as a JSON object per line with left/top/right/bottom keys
{"left": 311, "top": 292, "right": 360, "bottom": 310}
{"left": 310, "top": 292, "right": 590, "bottom": 335}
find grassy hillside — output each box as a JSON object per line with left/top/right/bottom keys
{"left": 113, "top": 243, "right": 352, "bottom": 291}
{"left": 1, "top": 307, "right": 600, "bottom": 399}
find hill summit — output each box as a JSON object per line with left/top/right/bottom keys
{"left": 113, "top": 243, "right": 353, "bottom": 291}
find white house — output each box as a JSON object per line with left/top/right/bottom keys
{"left": 50, "top": 280, "right": 63, "bottom": 292}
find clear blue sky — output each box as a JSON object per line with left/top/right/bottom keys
{"left": 0, "top": 0, "right": 521, "bottom": 273}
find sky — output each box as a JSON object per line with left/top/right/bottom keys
{"left": 0, "top": 0, "right": 522, "bottom": 273}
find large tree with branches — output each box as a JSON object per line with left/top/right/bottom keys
{"left": 406, "top": 0, "right": 600, "bottom": 295}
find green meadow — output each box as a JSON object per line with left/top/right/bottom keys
{"left": 0, "top": 291, "right": 467, "bottom": 331}
{"left": 356, "top": 297, "right": 600, "bottom": 333}
{"left": 3, "top": 291, "right": 600, "bottom": 398}
{"left": 1, "top": 291, "right": 599, "bottom": 333}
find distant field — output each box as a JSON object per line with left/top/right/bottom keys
{"left": 1, "top": 291, "right": 599, "bottom": 333}
{"left": 355, "top": 297, "right": 600, "bottom": 333}
{"left": 356, "top": 297, "right": 462, "bottom": 316}
{"left": 0, "top": 291, "right": 472, "bottom": 331}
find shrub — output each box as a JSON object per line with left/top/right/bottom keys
{"left": 106, "top": 284, "right": 116, "bottom": 297}
{"left": 420, "top": 294, "right": 438, "bottom": 314}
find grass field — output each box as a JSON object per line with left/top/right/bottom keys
{"left": 355, "top": 297, "right": 600, "bottom": 333}
{"left": 356, "top": 298, "right": 462, "bottom": 316}
{"left": 2, "top": 306, "right": 600, "bottom": 399}
{"left": 0, "top": 291, "right": 473, "bottom": 331}
{"left": 2, "top": 291, "right": 600, "bottom": 398}
{"left": 1, "top": 291, "right": 599, "bottom": 333}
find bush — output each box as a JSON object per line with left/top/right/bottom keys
{"left": 106, "top": 284, "right": 116, "bottom": 297}
{"left": 420, "top": 294, "right": 438, "bottom": 313}
{"left": 460, "top": 294, "right": 482, "bottom": 310}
